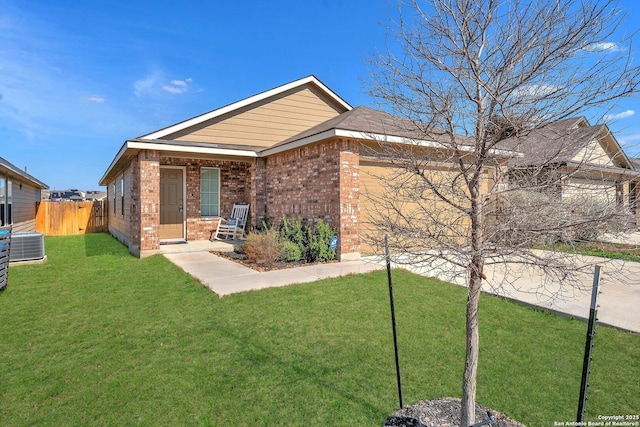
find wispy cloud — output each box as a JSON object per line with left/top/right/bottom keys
{"left": 0, "top": 6, "right": 139, "bottom": 140}
{"left": 512, "top": 83, "right": 559, "bottom": 103}
{"left": 134, "top": 72, "right": 195, "bottom": 96}
{"left": 616, "top": 132, "right": 640, "bottom": 156}
{"left": 86, "top": 95, "right": 106, "bottom": 103}
{"left": 162, "top": 78, "right": 193, "bottom": 94}
{"left": 605, "top": 109, "right": 635, "bottom": 121}
{"left": 134, "top": 70, "right": 164, "bottom": 97}
{"left": 582, "top": 42, "right": 622, "bottom": 52}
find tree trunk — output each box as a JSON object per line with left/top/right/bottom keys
{"left": 461, "top": 267, "right": 482, "bottom": 426}
{"left": 462, "top": 175, "right": 484, "bottom": 427}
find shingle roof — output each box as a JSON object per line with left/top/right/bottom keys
{"left": 497, "top": 118, "right": 608, "bottom": 166}
{"left": 266, "top": 106, "right": 472, "bottom": 151}
{"left": 0, "top": 156, "right": 48, "bottom": 189}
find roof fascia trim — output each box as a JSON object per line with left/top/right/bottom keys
{"left": 126, "top": 140, "right": 258, "bottom": 157}
{"left": 99, "top": 140, "right": 259, "bottom": 186}
{"left": 599, "top": 125, "right": 634, "bottom": 170}
{"left": 260, "top": 128, "right": 519, "bottom": 157}
{"left": 99, "top": 141, "right": 131, "bottom": 186}
{"left": 0, "top": 158, "right": 48, "bottom": 189}
{"left": 259, "top": 129, "right": 339, "bottom": 156}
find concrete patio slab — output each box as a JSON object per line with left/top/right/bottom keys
{"left": 158, "top": 239, "right": 237, "bottom": 254}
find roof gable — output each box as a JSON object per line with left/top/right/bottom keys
{"left": 141, "top": 76, "right": 352, "bottom": 146}
{"left": 502, "top": 118, "right": 633, "bottom": 169}
{"left": 571, "top": 133, "right": 615, "bottom": 167}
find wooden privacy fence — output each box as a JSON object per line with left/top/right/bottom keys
{"left": 36, "top": 200, "right": 108, "bottom": 236}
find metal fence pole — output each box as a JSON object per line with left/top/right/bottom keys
{"left": 577, "top": 265, "right": 601, "bottom": 422}
{"left": 385, "top": 235, "right": 403, "bottom": 409}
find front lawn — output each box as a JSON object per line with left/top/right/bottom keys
{"left": 1, "top": 234, "right": 638, "bottom": 426}
{"left": 546, "top": 241, "right": 640, "bottom": 263}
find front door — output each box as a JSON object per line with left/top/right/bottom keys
{"left": 160, "top": 168, "right": 184, "bottom": 239}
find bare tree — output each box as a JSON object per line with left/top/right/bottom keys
{"left": 366, "top": 0, "right": 640, "bottom": 424}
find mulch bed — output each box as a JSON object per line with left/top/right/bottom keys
{"left": 385, "top": 397, "right": 526, "bottom": 427}
{"left": 211, "top": 250, "right": 337, "bottom": 272}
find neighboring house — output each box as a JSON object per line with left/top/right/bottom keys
{"left": 0, "top": 156, "right": 49, "bottom": 232}
{"left": 501, "top": 117, "right": 640, "bottom": 223}
{"left": 86, "top": 191, "right": 107, "bottom": 201}
{"left": 47, "top": 189, "right": 107, "bottom": 202}
{"left": 99, "top": 76, "right": 639, "bottom": 259}
{"left": 630, "top": 158, "right": 640, "bottom": 221}
{"left": 50, "top": 189, "right": 87, "bottom": 202}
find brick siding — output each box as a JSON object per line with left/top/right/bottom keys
{"left": 257, "top": 137, "right": 362, "bottom": 258}
{"left": 110, "top": 140, "right": 365, "bottom": 259}
{"left": 160, "top": 157, "right": 252, "bottom": 241}
{"left": 139, "top": 150, "right": 160, "bottom": 252}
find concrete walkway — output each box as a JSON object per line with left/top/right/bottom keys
{"left": 161, "top": 240, "right": 640, "bottom": 334}
{"left": 163, "top": 251, "right": 381, "bottom": 296}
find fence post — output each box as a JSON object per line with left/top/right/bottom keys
{"left": 385, "top": 235, "right": 403, "bottom": 409}
{"left": 577, "top": 265, "right": 601, "bottom": 422}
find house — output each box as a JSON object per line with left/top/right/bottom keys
{"left": 629, "top": 158, "right": 640, "bottom": 222}
{"left": 500, "top": 117, "right": 640, "bottom": 224}
{"left": 0, "top": 156, "right": 49, "bottom": 232}
{"left": 86, "top": 190, "right": 107, "bottom": 201}
{"left": 49, "top": 189, "right": 87, "bottom": 202}
{"left": 99, "top": 76, "right": 639, "bottom": 259}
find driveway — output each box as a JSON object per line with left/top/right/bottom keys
{"left": 379, "top": 252, "right": 640, "bottom": 334}
{"left": 599, "top": 231, "right": 640, "bottom": 246}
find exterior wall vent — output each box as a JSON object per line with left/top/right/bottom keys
{"left": 10, "top": 232, "right": 45, "bottom": 262}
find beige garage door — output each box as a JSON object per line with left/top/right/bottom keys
{"left": 359, "top": 160, "right": 471, "bottom": 255}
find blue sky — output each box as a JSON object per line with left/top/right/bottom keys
{"left": 2, "top": 0, "right": 640, "bottom": 191}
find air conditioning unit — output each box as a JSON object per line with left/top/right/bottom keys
{"left": 10, "top": 232, "right": 46, "bottom": 262}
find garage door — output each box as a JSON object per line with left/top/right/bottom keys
{"left": 359, "top": 160, "right": 471, "bottom": 255}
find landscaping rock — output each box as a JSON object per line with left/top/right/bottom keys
{"left": 384, "top": 397, "right": 526, "bottom": 427}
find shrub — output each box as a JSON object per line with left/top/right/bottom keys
{"left": 279, "top": 240, "right": 302, "bottom": 262}
{"left": 279, "top": 216, "right": 307, "bottom": 256}
{"left": 259, "top": 215, "right": 273, "bottom": 231}
{"left": 242, "top": 229, "right": 281, "bottom": 265}
{"left": 245, "top": 215, "right": 339, "bottom": 265}
{"left": 307, "top": 219, "right": 337, "bottom": 262}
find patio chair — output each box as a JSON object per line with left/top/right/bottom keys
{"left": 212, "top": 204, "right": 250, "bottom": 240}
{"left": 0, "top": 226, "right": 11, "bottom": 291}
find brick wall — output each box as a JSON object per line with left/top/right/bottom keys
{"left": 338, "top": 141, "right": 361, "bottom": 259}
{"left": 139, "top": 150, "right": 160, "bottom": 252}
{"left": 261, "top": 137, "right": 362, "bottom": 258}
{"left": 129, "top": 155, "right": 140, "bottom": 249}
{"left": 250, "top": 157, "right": 268, "bottom": 227}
{"left": 109, "top": 139, "right": 365, "bottom": 258}
{"left": 264, "top": 140, "right": 340, "bottom": 223}
{"left": 107, "top": 161, "right": 135, "bottom": 251}
{"left": 160, "top": 157, "right": 252, "bottom": 240}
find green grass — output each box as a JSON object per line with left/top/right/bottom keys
{"left": 550, "top": 241, "right": 640, "bottom": 262}
{"left": 1, "top": 234, "right": 638, "bottom": 426}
